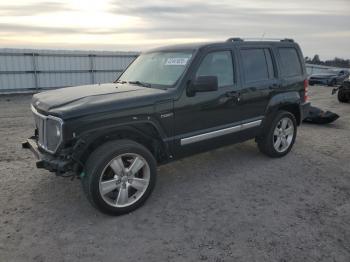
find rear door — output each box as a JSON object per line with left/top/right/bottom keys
{"left": 236, "top": 45, "right": 277, "bottom": 120}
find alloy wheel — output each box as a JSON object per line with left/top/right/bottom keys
{"left": 272, "top": 117, "right": 294, "bottom": 153}
{"left": 99, "top": 153, "right": 150, "bottom": 208}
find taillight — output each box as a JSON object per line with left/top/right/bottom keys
{"left": 304, "top": 79, "right": 309, "bottom": 101}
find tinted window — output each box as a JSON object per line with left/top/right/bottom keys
{"left": 241, "top": 49, "right": 270, "bottom": 82}
{"left": 196, "top": 51, "right": 234, "bottom": 87}
{"left": 278, "top": 48, "right": 302, "bottom": 77}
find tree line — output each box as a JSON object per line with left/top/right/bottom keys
{"left": 305, "top": 55, "right": 350, "bottom": 68}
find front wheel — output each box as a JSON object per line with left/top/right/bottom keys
{"left": 82, "top": 139, "right": 157, "bottom": 215}
{"left": 257, "top": 111, "right": 297, "bottom": 158}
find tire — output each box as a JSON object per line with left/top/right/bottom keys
{"left": 257, "top": 111, "right": 297, "bottom": 158}
{"left": 338, "top": 89, "right": 349, "bottom": 103}
{"left": 82, "top": 139, "right": 157, "bottom": 215}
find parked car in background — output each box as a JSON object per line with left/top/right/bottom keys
{"left": 309, "top": 69, "right": 349, "bottom": 86}
{"left": 23, "top": 37, "right": 310, "bottom": 215}
{"left": 332, "top": 77, "right": 350, "bottom": 103}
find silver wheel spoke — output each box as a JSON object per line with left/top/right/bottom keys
{"left": 100, "top": 178, "right": 120, "bottom": 195}
{"left": 110, "top": 158, "right": 125, "bottom": 175}
{"left": 281, "top": 118, "right": 288, "bottom": 129}
{"left": 285, "top": 126, "right": 293, "bottom": 136}
{"left": 128, "top": 157, "right": 145, "bottom": 176}
{"left": 281, "top": 137, "right": 287, "bottom": 148}
{"left": 116, "top": 186, "right": 129, "bottom": 205}
{"left": 131, "top": 178, "right": 148, "bottom": 191}
{"left": 274, "top": 128, "right": 280, "bottom": 136}
{"left": 274, "top": 137, "right": 282, "bottom": 149}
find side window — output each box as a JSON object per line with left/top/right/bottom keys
{"left": 278, "top": 47, "right": 302, "bottom": 77}
{"left": 241, "top": 49, "right": 271, "bottom": 82}
{"left": 195, "top": 51, "right": 234, "bottom": 87}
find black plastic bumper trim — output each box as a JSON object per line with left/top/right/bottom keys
{"left": 22, "top": 137, "right": 41, "bottom": 159}
{"left": 301, "top": 102, "right": 311, "bottom": 121}
{"left": 22, "top": 137, "right": 73, "bottom": 173}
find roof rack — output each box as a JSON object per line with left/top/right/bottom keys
{"left": 226, "top": 37, "right": 294, "bottom": 43}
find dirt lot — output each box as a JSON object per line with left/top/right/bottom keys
{"left": 0, "top": 85, "right": 349, "bottom": 262}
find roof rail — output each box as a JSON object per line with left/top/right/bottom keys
{"left": 280, "top": 38, "right": 294, "bottom": 42}
{"left": 226, "top": 38, "right": 244, "bottom": 42}
{"left": 226, "top": 37, "right": 294, "bottom": 43}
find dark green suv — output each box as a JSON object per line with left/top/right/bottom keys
{"left": 23, "top": 38, "right": 310, "bottom": 215}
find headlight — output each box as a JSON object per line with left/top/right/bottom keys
{"left": 46, "top": 118, "right": 63, "bottom": 152}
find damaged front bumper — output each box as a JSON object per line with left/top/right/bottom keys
{"left": 22, "top": 136, "right": 74, "bottom": 174}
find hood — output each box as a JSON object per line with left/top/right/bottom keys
{"left": 32, "top": 83, "right": 169, "bottom": 119}
{"left": 310, "top": 73, "right": 337, "bottom": 79}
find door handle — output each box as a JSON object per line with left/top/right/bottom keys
{"left": 269, "top": 84, "right": 280, "bottom": 90}
{"left": 225, "top": 91, "right": 241, "bottom": 102}
{"left": 225, "top": 91, "right": 239, "bottom": 97}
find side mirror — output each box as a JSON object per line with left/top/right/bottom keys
{"left": 189, "top": 76, "right": 218, "bottom": 96}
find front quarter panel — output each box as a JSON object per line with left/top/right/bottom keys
{"left": 61, "top": 99, "right": 175, "bottom": 163}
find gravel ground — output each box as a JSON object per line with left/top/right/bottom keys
{"left": 0, "top": 85, "right": 349, "bottom": 262}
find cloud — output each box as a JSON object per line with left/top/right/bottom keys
{"left": 0, "top": 2, "right": 73, "bottom": 16}
{"left": 0, "top": 0, "right": 349, "bottom": 58}
{"left": 106, "top": 0, "right": 350, "bottom": 58}
{"left": 108, "top": 0, "right": 350, "bottom": 37}
{"left": 0, "top": 23, "right": 80, "bottom": 35}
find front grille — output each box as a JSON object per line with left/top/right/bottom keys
{"left": 31, "top": 104, "right": 63, "bottom": 154}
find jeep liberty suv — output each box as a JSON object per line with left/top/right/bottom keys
{"left": 23, "top": 38, "right": 310, "bottom": 215}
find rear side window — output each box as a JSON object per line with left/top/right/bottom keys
{"left": 195, "top": 51, "right": 234, "bottom": 87}
{"left": 278, "top": 48, "right": 302, "bottom": 77}
{"left": 241, "top": 48, "right": 274, "bottom": 83}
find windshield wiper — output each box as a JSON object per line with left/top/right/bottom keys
{"left": 128, "top": 81, "right": 152, "bottom": 88}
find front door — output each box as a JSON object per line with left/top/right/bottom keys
{"left": 172, "top": 49, "right": 252, "bottom": 157}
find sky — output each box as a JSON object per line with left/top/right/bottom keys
{"left": 0, "top": 0, "right": 349, "bottom": 59}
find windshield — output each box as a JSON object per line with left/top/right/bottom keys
{"left": 118, "top": 51, "right": 193, "bottom": 87}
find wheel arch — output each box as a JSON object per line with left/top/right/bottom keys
{"left": 278, "top": 104, "right": 301, "bottom": 125}
{"left": 72, "top": 122, "right": 170, "bottom": 170}
{"left": 264, "top": 92, "right": 302, "bottom": 126}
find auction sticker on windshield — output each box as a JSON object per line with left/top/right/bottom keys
{"left": 165, "top": 58, "right": 189, "bottom": 66}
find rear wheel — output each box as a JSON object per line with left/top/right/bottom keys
{"left": 257, "top": 111, "right": 297, "bottom": 158}
{"left": 82, "top": 139, "right": 157, "bottom": 215}
{"left": 338, "top": 88, "right": 349, "bottom": 103}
